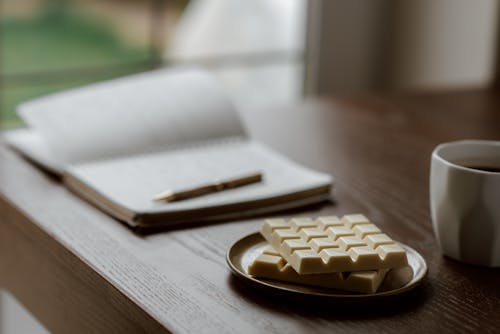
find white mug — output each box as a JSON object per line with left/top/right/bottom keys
{"left": 430, "top": 140, "right": 500, "bottom": 267}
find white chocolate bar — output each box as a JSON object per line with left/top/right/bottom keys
{"left": 260, "top": 214, "right": 408, "bottom": 274}
{"left": 248, "top": 246, "right": 388, "bottom": 293}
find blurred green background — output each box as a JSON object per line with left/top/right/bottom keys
{"left": 0, "top": 0, "right": 178, "bottom": 127}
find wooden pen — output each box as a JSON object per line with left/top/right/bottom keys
{"left": 153, "top": 172, "right": 263, "bottom": 202}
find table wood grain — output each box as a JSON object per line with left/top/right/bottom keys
{"left": 1, "top": 89, "right": 500, "bottom": 333}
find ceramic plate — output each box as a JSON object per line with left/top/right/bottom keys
{"left": 227, "top": 232, "right": 427, "bottom": 299}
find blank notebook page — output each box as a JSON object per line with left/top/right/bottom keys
{"left": 18, "top": 68, "right": 245, "bottom": 165}
{"left": 66, "top": 140, "right": 332, "bottom": 214}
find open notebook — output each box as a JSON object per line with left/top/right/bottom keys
{"left": 4, "top": 68, "right": 333, "bottom": 231}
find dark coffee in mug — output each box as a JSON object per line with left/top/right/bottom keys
{"left": 464, "top": 166, "right": 500, "bottom": 173}
{"left": 453, "top": 158, "right": 500, "bottom": 173}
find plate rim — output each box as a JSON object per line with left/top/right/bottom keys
{"left": 226, "top": 232, "right": 428, "bottom": 299}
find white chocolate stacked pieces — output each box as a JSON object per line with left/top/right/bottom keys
{"left": 248, "top": 214, "right": 408, "bottom": 293}
{"left": 249, "top": 245, "right": 389, "bottom": 293}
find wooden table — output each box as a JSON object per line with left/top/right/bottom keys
{"left": 1, "top": 90, "right": 500, "bottom": 333}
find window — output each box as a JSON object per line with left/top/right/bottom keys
{"left": 0, "top": 0, "right": 172, "bottom": 127}
{"left": 0, "top": 0, "right": 307, "bottom": 128}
